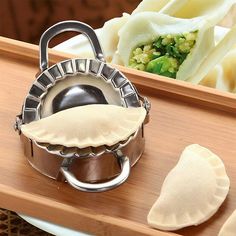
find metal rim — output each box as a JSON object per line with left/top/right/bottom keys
{"left": 21, "top": 58, "right": 143, "bottom": 157}
{"left": 33, "top": 127, "right": 140, "bottom": 158}
{"left": 22, "top": 58, "right": 141, "bottom": 124}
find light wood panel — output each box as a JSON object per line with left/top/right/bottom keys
{"left": 0, "top": 37, "right": 236, "bottom": 235}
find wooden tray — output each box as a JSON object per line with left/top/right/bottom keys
{"left": 0, "top": 36, "right": 236, "bottom": 236}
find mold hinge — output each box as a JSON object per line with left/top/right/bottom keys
{"left": 14, "top": 114, "right": 23, "bottom": 134}
{"left": 139, "top": 95, "right": 151, "bottom": 114}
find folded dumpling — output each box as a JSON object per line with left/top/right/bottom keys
{"left": 199, "top": 65, "right": 220, "bottom": 89}
{"left": 218, "top": 210, "right": 236, "bottom": 236}
{"left": 188, "top": 24, "right": 236, "bottom": 84}
{"left": 110, "top": 0, "right": 236, "bottom": 83}
{"left": 21, "top": 104, "right": 146, "bottom": 148}
{"left": 99, "top": 0, "right": 173, "bottom": 63}
{"left": 117, "top": 12, "right": 215, "bottom": 80}
{"left": 99, "top": 13, "right": 130, "bottom": 62}
{"left": 147, "top": 144, "right": 230, "bottom": 231}
{"left": 199, "top": 48, "right": 236, "bottom": 92}
{"left": 221, "top": 48, "right": 236, "bottom": 92}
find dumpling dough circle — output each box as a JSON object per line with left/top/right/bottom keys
{"left": 218, "top": 210, "right": 236, "bottom": 236}
{"left": 21, "top": 104, "right": 146, "bottom": 148}
{"left": 147, "top": 144, "right": 230, "bottom": 231}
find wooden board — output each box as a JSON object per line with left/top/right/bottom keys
{"left": 0, "top": 36, "right": 236, "bottom": 236}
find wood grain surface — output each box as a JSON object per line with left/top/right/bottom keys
{"left": 0, "top": 37, "right": 236, "bottom": 236}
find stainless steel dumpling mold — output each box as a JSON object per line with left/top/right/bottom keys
{"left": 15, "top": 21, "right": 150, "bottom": 192}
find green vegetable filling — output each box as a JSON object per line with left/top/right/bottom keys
{"left": 129, "top": 31, "right": 198, "bottom": 78}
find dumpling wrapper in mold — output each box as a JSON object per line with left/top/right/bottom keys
{"left": 218, "top": 210, "right": 236, "bottom": 236}
{"left": 21, "top": 104, "right": 146, "bottom": 148}
{"left": 147, "top": 144, "right": 230, "bottom": 231}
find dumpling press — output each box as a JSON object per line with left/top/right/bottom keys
{"left": 14, "top": 21, "right": 150, "bottom": 192}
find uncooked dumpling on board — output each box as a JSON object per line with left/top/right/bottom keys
{"left": 117, "top": 12, "right": 215, "bottom": 81}
{"left": 218, "top": 210, "right": 236, "bottom": 236}
{"left": 147, "top": 144, "right": 230, "bottom": 231}
{"left": 21, "top": 104, "right": 146, "bottom": 148}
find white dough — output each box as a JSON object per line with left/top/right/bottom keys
{"left": 99, "top": 13, "right": 130, "bottom": 62}
{"left": 199, "top": 47, "right": 236, "bottom": 92}
{"left": 133, "top": 0, "right": 173, "bottom": 14}
{"left": 147, "top": 144, "right": 230, "bottom": 231}
{"left": 99, "top": 0, "right": 173, "bottom": 63}
{"left": 219, "top": 210, "right": 236, "bottom": 236}
{"left": 161, "top": 0, "right": 236, "bottom": 24}
{"left": 117, "top": 12, "right": 215, "bottom": 81}
{"left": 21, "top": 104, "right": 146, "bottom": 148}
{"left": 103, "top": 0, "right": 236, "bottom": 83}
{"left": 188, "top": 25, "right": 236, "bottom": 84}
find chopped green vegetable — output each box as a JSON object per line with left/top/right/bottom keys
{"left": 129, "top": 31, "right": 198, "bottom": 79}
{"left": 146, "top": 56, "right": 178, "bottom": 78}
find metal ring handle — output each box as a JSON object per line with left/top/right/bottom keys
{"left": 39, "top": 20, "right": 105, "bottom": 71}
{"left": 60, "top": 150, "right": 130, "bottom": 192}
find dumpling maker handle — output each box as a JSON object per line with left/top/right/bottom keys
{"left": 39, "top": 20, "right": 105, "bottom": 72}
{"left": 38, "top": 20, "right": 132, "bottom": 192}
{"left": 60, "top": 150, "right": 130, "bottom": 192}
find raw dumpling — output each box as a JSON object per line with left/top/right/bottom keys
{"left": 116, "top": 1, "right": 236, "bottom": 82}
{"left": 117, "top": 12, "right": 215, "bottom": 80}
{"left": 21, "top": 104, "right": 146, "bottom": 148}
{"left": 188, "top": 24, "right": 236, "bottom": 84}
{"left": 147, "top": 144, "right": 230, "bottom": 231}
{"left": 199, "top": 48, "right": 236, "bottom": 92}
{"left": 99, "top": 0, "right": 172, "bottom": 63}
{"left": 218, "top": 210, "right": 236, "bottom": 236}
{"left": 99, "top": 13, "right": 130, "bottom": 62}
{"left": 199, "top": 65, "right": 220, "bottom": 89}
{"left": 221, "top": 48, "right": 236, "bottom": 92}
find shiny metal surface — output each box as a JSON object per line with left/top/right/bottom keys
{"left": 34, "top": 128, "right": 139, "bottom": 159}
{"left": 61, "top": 151, "right": 130, "bottom": 192}
{"left": 39, "top": 21, "right": 105, "bottom": 71}
{"left": 52, "top": 84, "right": 108, "bottom": 113}
{"left": 21, "top": 128, "right": 144, "bottom": 183}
